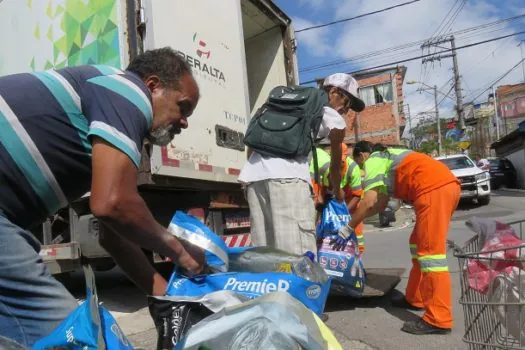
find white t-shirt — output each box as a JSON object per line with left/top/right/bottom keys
{"left": 477, "top": 158, "right": 490, "bottom": 170}
{"left": 238, "top": 106, "right": 346, "bottom": 184}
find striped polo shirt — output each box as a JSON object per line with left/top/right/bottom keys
{"left": 0, "top": 65, "right": 152, "bottom": 229}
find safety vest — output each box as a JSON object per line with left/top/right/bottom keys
{"left": 309, "top": 147, "right": 331, "bottom": 182}
{"left": 322, "top": 157, "right": 362, "bottom": 190}
{"left": 363, "top": 148, "right": 412, "bottom": 196}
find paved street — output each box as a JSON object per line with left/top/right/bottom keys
{"left": 61, "top": 189, "right": 525, "bottom": 349}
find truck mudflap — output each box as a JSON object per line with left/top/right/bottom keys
{"left": 40, "top": 242, "right": 81, "bottom": 275}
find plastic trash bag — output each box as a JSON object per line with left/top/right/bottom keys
{"left": 317, "top": 233, "right": 365, "bottom": 297}
{"left": 33, "top": 265, "right": 133, "bottom": 350}
{"left": 489, "top": 266, "right": 525, "bottom": 346}
{"left": 464, "top": 217, "right": 524, "bottom": 293}
{"left": 316, "top": 199, "right": 350, "bottom": 238}
{"left": 148, "top": 291, "right": 249, "bottom": 350}
{"left": 175, "top": 291, "right": 343, "bottom": 350}
{"left": 168, "top": 211, "right": 229, "bottom": 272}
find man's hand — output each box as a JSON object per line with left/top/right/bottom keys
{"left": 90, "top": 137, "right": 205, "bottom": 279}
{"left": 177, "top": 239, "right": 206, "bottom": 276}
{"left": 331, "top": 225, "right": 354, "bottom": 251}
{"left": 334, "top": 188, "right": 345, "bottom": 203}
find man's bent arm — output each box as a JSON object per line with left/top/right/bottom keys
{"left": 347, "top": 196, "right": 360, "bottom": 213}
{"left": 90, "top": 137, "right": 204, "bottom": 275}
{"left": 99, "top": 223, "right": 167, "bottom": 296}
{"left": 348, "top": 189, "right": 379, "bottom": 229}
{"left": 329, "top": 128, "right": 345, "bottom": 197}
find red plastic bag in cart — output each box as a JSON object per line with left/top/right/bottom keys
{"left": 464, "top": 217, "right": 525, "bottom": 294}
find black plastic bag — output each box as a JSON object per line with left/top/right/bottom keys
{"left": 148, "top": 297, "right": 213, "bottom": 350}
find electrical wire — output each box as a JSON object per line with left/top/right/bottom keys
{"left": 469, "top": 58, "right": 525, "bottom": 103}
{"left": 300, "top": 30, "right": 525, "bottom": 84}
{"left": 299, "top": 14, "right": 525, "bottom": 74}
{"left": 295, "top": 0, "right": 423, "bottom": 33}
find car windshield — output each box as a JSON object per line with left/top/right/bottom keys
{"left": 439, "top": 156, "right": 475, "bottom": 170}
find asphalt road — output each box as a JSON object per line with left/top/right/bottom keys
{"left": 61, "top": 189, "right": 525, "bottom": 349}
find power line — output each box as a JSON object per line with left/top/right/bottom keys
{"left": 300, "top": 14, "right": 525, "bottom": 74}
{"left": 469, "top": 58, "right": 525, "bottom": 103}
{"left": 301, "top": 30, "right": 525, "bottom": 85}
{"left": 295, "top": 0, "right": 422, "bottom": 33}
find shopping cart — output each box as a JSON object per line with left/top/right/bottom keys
{"left": 449, "top": 219, "right": 525, "bottom": 350}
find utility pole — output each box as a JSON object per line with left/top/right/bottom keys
{"left": 520, "top": 40, "right": 525, "bottom": 82}
{"left": 492, "top": 86, "right": 500, "bottom": 140}
{"left": 434, "top": 85, "right": 442, "bottom": 155}
{"left": 421, "top": 35, "right": 465, "bottom": 131}
{"left": 404, "top": 104, "right": 413, "bottom": 148}
{"left": 450, "top": 36, "right": 465, "bottom": 130}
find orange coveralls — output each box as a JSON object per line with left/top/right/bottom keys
{"left": 363, "top": 149, "right": 460, "bottom": 329}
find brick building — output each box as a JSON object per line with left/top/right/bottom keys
{"left": 319, "top": 66, "right": 407, "bottom": 146}
{"left": 497, "top": 83, "right": 525, "bottom": 136}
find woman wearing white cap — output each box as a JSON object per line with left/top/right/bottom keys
{"left": 239, "top": 73, "right": 365, "bottom": 259}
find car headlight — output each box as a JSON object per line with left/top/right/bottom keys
{"left": 475, "top": 172, "right": 489, "bottom": 182}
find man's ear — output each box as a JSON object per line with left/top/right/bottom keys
{"left": 145, "top": 75, "right": 161, "bottom": 92}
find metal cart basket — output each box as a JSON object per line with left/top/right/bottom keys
{"left": 451, "top": 219, "right": 525, "bottom": 350}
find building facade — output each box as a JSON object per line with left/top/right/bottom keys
{"left": 497, "top": 83, "right": 525, "bottom": 136}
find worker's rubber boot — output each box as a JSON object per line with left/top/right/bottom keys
{"left": 401, "top": 319, "right": 451, "bottom": 335}
{"left": 390, "top": 297, "right": 424, "bottom": 311}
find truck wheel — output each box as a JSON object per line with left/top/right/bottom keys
{"left": 478, "top": 196, "right": 491, "bottom": 206}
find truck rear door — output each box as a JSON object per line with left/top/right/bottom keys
{"left": 143, "top": 0, "right": 250, "bottom": 184}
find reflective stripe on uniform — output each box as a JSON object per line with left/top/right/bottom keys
{"left": 356, "top": 233, "right": 365, "bottom": 246}
{"left": 364, "top": 149, "right": 412, "bottom": 195}
{"left": 418, "top": 254, "right": 449, "bottom": 272}
{"left": 345, "top": 161, "right": 358, "bottom": 184}
{"left": 363, "top": 173, "right": 385, "bottom": 189}
{"left": 409, "top": 244, "right": 417, "bottom": 259}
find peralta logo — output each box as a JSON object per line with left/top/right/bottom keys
{"left": 174, "top": 33, "right": 226, "bottom": 87}
{"left": 224, "top": 277, "right": 290, "bottom": 294}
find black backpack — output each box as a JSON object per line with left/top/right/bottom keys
{"left": 243, "top": 85, "right": 328, "bottom": 160}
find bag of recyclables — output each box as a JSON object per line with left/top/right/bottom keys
{"left": 33, "top": 265, "right": 133, "bottom": 350}
{"left": 316, "top": 199, "right": 366, "bottom": 297}
{"left": 175, "top": 291, "right": 343, "bottom": 350}
{"left": 164, "top": 211, "right": 331, "bottom": 315}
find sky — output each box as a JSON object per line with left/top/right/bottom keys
{"left": 273, "top": 0, "right": 525, "bottom": 131}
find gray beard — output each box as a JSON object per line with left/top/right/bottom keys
{"left": 147, "top": 125, "right": 176, "bottom": 146}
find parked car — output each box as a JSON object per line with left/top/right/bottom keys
{"left": 488, "top": 157, "right": 517, "bottom": 189}
{"left": 435, "top": 154, "right": 491, "bottom": 205}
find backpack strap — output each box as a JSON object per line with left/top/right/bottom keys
{"left": 83, "top": 263, "right": 106, "bottom": 349}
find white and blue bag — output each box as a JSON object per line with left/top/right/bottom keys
{"left": 316, "top": 199, "right": 366, "bottom": 297}
{"left": 316, "top": 199, "right": 351, "bottom": 239}
{"left": 167, "top": 211, "right": 229, "bottom": 272}
{"left": 165, "top": 270, "right": 330, "bottom": 316}
{"left": 33, "top": 265, "right": 133, "bottom": 350}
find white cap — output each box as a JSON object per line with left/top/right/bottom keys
{"left": 323, "top": 73, "right": 365, "bottom": 112}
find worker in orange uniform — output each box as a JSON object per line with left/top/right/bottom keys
{"left": 335, "top": 140, "right": 460, "bottom": 335}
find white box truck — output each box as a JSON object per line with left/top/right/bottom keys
{"left": 0, "top": 0, "right": 298, "bottom": 274}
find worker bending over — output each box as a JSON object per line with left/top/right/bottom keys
{"left": 335, "top": 141, "right": 460, "bottom": 335}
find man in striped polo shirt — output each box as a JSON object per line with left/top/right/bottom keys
{"left": 0, "top": 48, "right": 204, "bottom": 347}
